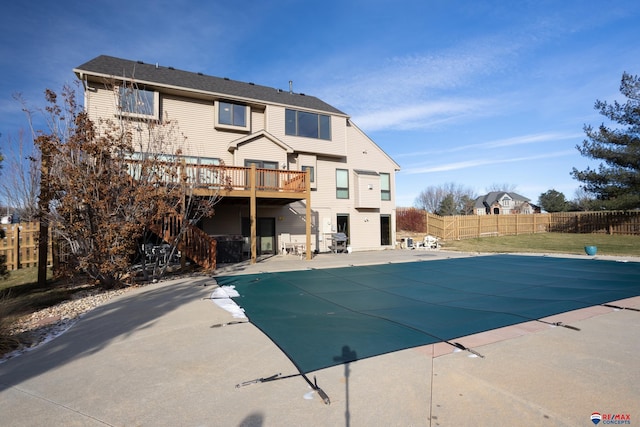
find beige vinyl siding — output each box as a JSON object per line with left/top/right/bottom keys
{"left": 251, "top": 108, "right": 265, "bottom": 132}
{"left": 84, "top": 84, "right": 120, "bottom": 128}
{"left": 162, "top": 95, "right": 220, "bottom": 159}
{"left": 266, "top": 106, "right": 347, "bottom": 157}
{"left": 234, "top": 137, "right": 288, "bottom": 167}
{"left": 353, "top": 171, "right": 381, "bottom": 209}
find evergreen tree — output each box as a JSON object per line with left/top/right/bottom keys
{"left": 571, "top": 72, "right": 640, "bottom": 210}
{"left": 436, "top": 193, "right": 458, "bottom": 216}
{"left": 538, "top": 189, "right": 568, "bottom": 212}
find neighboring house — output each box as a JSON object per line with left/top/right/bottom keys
{"left": 73, "top": 55, "right": 400, "bottom": 264}
{"left": 473, "top": 192, "right": 538, "bottom": 215}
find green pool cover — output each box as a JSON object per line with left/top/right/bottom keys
{"left": 215, "top": 255, "right": 640, "bottom": 374}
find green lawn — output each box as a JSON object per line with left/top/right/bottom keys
{"left": 441, "top": 233, "right": 640, "bottom": 257}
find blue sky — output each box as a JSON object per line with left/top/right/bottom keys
{"left": 1, "top": 0, "right": 639, "bottom": 207}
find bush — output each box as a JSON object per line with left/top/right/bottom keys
{"left": 397, "top": 208, "right": 426, "bottom": 232}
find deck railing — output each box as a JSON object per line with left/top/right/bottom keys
{"left": 127, "top": 160, "right": 308, "bottom": 193}
{"left": 149, "top": 212, "right": 217, "bottom": 270}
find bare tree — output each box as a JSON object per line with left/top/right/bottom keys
{"left": 0, "top": 129, "right": 40, "bottom": 221}
{"left": 32, "top": 83, "right": 226, "bottom": 288}
{"left": 414, "top": 182, "right": 477, "bottom": 214}
{"left": 571, "top": 188, "right": 597, "bottom": 211}
{"left": 485, "top": 182, "right": 518, "bottom": 193}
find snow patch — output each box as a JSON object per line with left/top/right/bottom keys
{"left": 210, "top": 286, "right": 246, "bottom": 319}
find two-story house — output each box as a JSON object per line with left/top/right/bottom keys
{"left": 473, "top": 192, "right": 537, "bottom": 215}
{"left": 73, "top": 55, "right": 400, "bottom": 265}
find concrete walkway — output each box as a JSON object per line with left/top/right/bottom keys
{"left": 1, "top": 249, "right": 638, "bottom": 426}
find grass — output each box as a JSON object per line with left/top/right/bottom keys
{"left": 441, "top": 233, "right": 640, "bottom": 257}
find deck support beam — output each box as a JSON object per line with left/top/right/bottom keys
{"left": 250, "top": 164, "right": 257, "bottom": 264}
{"left": 305, "top": 169, "right": 312, "bottom": 260}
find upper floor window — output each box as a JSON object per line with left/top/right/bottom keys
{"left": 216, "top": 101, "right": 249, "bottom": 131}
{"left": 302, "top": 165, "right": 315, "bottom": 183}
{"left": 380, "top": 173, "right": 391, "bottom": 201}
{"left": 501, "top": 196, "right": 511, "bottom": 207}
{"left": 285, "top": 109, "right": 331, "bottom": 140}
{"left": 336, "top": 169, "right": 349, "bottom": 199}
{"left": 119, "top": 86, "right": 159, "bottom": 119}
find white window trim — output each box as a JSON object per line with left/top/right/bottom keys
{"left": 214, "top": 101, "right": 250, "bottom": 132}
{"left": 380, "top": 172, "right": 391, "bottom": 201}
{"left": 118, "top": 87, "right": 160, "bottom": 120}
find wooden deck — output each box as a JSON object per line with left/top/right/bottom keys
{"left": 178, "top": 163, "right": 309, "bottom": 199}
{"left": 173, "top": 163, "right": 312, "bottom": 263}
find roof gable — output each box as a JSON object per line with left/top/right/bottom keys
{"left": 474, "top": 191, "right": 531, "bottom": 208}
{"left": 228, "top": 130, "right": 293, "bottom": 153}
{"left": 74, "top": 55, "right": 346, "bottom": 116}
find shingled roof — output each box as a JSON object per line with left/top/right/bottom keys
{"left": 74, "top": 55, "right": 346, "bottom": 116}
{"left": 474, "top": 191, "right": 531, "bottom": 208}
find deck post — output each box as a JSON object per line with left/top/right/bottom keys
{"left": 250, "top": 164, "right": 257, "bottom": 264}
{"left": 305, "top": 169, "right": 312, "bottom": 260}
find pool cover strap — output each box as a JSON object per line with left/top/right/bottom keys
{"left": 236, "top": 372, "right": 331, "bottom": 405}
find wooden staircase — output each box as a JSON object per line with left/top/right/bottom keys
{"left": 149, "top": 213, "right": 217, "bottom": 270}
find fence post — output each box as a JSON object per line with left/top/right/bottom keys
{"left": 14, "top": 225, "right": 21, "bottom": 270}
{"left": 608, "top": 214, "right": 613, "bottom": 235}
{"left": 425, "top": 211, "right": 429, "bottom": 235}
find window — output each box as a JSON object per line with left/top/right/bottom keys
{"left": 218, "top": 101, "right": 246, "bottom": 126}
{"left": 119, "top": 86, "right": 158, "bottom": 118}
{"left": 245, "top": 159, "right": 278, "bottom": 188}
{"left": 216, "top": 101, "right": 249, "bottom": 131}
{"left": 286, "top": 109, "right": 331, "bottom": 140}
{"left": 380, "top": 173, "right": 391, "bottom": 201}
{"left": 182, "top": 156, "right": 221, "bottom": 187}
{"left": 302, "top": 165, "right": 315, "bottom": 183}
{"left": 502, "top": 196, "right": 511, "bottom": 207}
{"left": 336, "top": 169, "right": 349, "bottom": 199}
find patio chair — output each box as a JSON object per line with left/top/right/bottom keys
{"left": 279, "top": 233, "right": 294, "bottom": 255}
{"left": 420, "top": 235, "right": 440, "bottom": 250}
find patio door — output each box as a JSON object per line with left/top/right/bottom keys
{"left": 380, "top": 215, "right": 391, "bottom": 246}
{"left": 336, "top": 214, "right": 350, "bottom": 244}
{"left": 242, "top": 217, "right": 276, "bottom": 255}
{"left": 245, "top": 159, "right": 278, "bottom": 188}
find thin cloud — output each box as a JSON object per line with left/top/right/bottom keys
{"left": 352, "top": 98, "right": 494, "bottom": 131}
{"left": 394, "top": 131, "right": 583, "bottom": 158}
{"left": 402, "top": 150, "right": 576, "bottom": 174}
{"left": 314, "top": 34, "right": 526, "bottom": 132}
